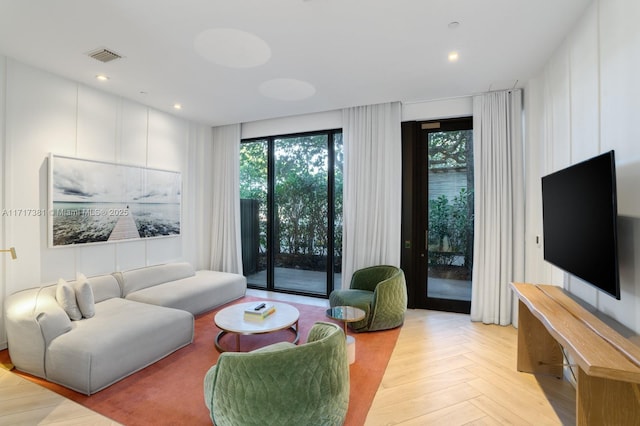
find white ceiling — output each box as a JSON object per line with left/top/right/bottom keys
{"left": 0, "top": 0, "right": 591, "bottom": 127}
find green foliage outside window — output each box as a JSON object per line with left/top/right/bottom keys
{"left": 428, "top": 130, "right": 472, "bottom": 169}
{"left": 427, "top": 128, "right": 474, "bottom": 274}
{"left": 240, "top": 134, "right": 343, "bottom": 271}
{"left": 428, "top": 188, "right": 473, "bottom": 269}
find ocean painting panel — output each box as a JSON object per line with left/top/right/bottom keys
{"left": 49, "top": 155, "right": 181, "bottom": 247}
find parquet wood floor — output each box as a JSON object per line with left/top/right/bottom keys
{"left": 366, "top": 309, "right": 576, "bottom": 425}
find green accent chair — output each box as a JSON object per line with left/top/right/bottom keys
{"left": 330, "top": 265, "right": 407, "bottom": 332}
{"left": 203, "top": 321, "right": 349, "bottom": 426}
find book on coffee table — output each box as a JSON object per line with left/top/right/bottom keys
{"left": 243, "top": 303, "right": 276, "bottom": 321}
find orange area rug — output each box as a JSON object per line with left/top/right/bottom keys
{"left": 1, "top": 296, "right": 400, "bottom": 425}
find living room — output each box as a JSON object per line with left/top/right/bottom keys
{"left": 2, "top": 0, "right": 640, "bottom": 425}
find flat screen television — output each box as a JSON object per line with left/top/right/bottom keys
{"left": 541, "top": 150, "right": 620, "bottom": 299}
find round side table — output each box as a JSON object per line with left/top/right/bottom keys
{"left": 326, "top": 306, "right": 366, "bottom": 364}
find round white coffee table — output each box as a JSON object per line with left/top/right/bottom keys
{"left": 214, "top": 301, "right": 300, "bottom": 352}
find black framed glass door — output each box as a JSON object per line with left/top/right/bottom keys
{"left": 239, "top": 130, "right": 343, "bottom": 298}
{"left": 402, "top": 118, "right": 473, "bottom": 313}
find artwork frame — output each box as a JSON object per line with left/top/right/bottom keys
{"left": 48, "top": 154, "right": 182, "bottom": 247}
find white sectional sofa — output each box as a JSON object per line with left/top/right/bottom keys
{"left": 4, "top": 262, "right": 246, "bottom": 395}
{"left": 122, "top": 262, "right": 245, "bottom": 315}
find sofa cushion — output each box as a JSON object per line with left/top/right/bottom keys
{"left": 74, "top": 275, "right": 95, "bottom": 319}
{"left": 125, "top": 270, "right": 246, "bottom": 315}
{"left": 56, "top": 278, "right": 82, "bottom": 321}
{"left": 45, "top": 298, "right": 194, "bottom": 395}
{"left": 83, "top": 273, "right": 121, "bottom": 303}
{"left": 121, "top": 262, "right": 195, "bottom": 296}
{"left": 65, "top": 273, "right": 120, "bottom": 304}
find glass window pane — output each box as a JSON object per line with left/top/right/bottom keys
{"left": 274, "top": 135, "right": 329, "bottom": 296}
{"left": 427, "top": 129, "right": 474, "bottom": 301}
{"left": 333, "top": 132, "right": 343, "bottom": 291}
{"left": 240, "top": 139, "right": 268, "bottom": 288}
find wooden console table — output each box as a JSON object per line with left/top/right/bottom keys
{"left": 511, "top": 282, "right": 640, "bottom": 425}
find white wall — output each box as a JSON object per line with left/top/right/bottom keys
{"left": 241, "top": 110, "right": 342, "bottom": 139}
{"left": 525, "top": 0, "right": 640, "bottom": 332}
{"left": 240, "top": 97, "right": 473, "bottom": 140}
{"left": 0, "top": 58, "right": 211, "bottom": 348}
{"left": 402, "top": 97, "right": 473, "bottom": 122}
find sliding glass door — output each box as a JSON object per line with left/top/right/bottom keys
{"left": 240, "top": 131, "right": 342, "bottom": 297}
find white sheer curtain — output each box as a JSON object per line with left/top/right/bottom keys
{"left": 209, "top": 124, "right": 243, "bottom": 274}
{"left": 341, "top": 102, "right": 402, "bottom": 288}
{"left": 186, "top": 124, "right": 214, "bottom": 269}
{"left": 471, "top": 90, "right": 525, "bottom": 325}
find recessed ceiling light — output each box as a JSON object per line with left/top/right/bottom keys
{"left": 448, "top": 51, "right": 459, "bottom": 62}
{"left": 96, "top": 74, "right": 109, "bottom": 81}
{"left": 173, "top": 103, "right": 182, "bottom": 110}
{"left": 448, "top": 21, "right": 460, "bottom": 29}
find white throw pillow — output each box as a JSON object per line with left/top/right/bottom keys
{"left": 56, "top": 278, "right": 82, "bottom": 321}
{"left": 75, "top": 273, "right": 95, "bottom": 319}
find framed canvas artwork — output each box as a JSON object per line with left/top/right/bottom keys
{"left": 48, "top": 154, "right": 181, "bottom": 247}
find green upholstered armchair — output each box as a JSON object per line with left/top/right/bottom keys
{"left": 329, "top": 265, "right": 407, "bottom": 332}
{"left": 203, "top": 321, "right": 349, "bottom": 426}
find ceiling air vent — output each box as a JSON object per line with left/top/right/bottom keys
{"left": 87, "top": 48, "right": 122, "bottom": 63}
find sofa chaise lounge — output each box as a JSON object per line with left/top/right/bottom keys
{"left": 5, "top": 262, "right": 246, "bottom": 395}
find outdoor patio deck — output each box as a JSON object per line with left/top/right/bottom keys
{"left": 245, "top": 268, "right": 340, "bottom": 295}
{"left": 245, "top": 267, "right": 471, "bottom": 301}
